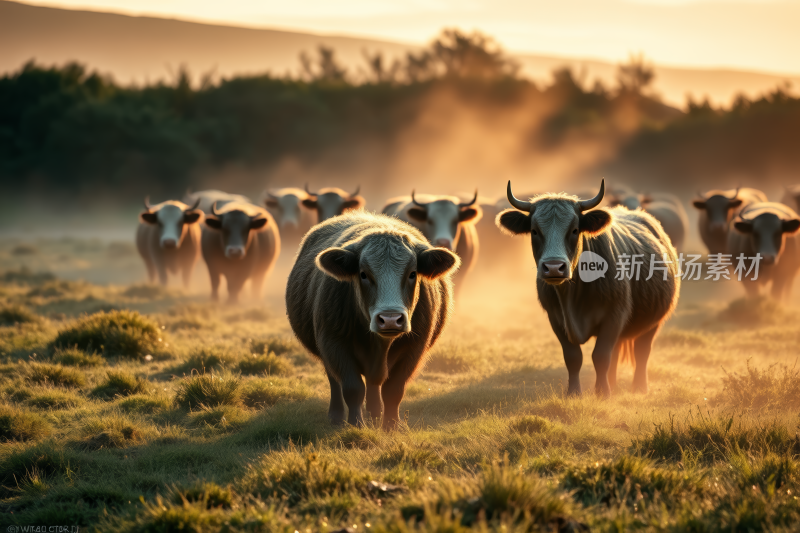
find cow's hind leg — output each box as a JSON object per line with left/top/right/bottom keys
{"left": 608, "top": 342, "right": 622, "bottom": 392}
{"left": 632, "top": 326, "right": 660, "bottom": 394}
{"left": 326, "top": 371, "right": 346, "bottom": 425}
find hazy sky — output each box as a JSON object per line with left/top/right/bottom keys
{"left": 24, "top": 0, "right": 800, "bottom": 74}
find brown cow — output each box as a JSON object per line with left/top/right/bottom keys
{"left": 302, "top": 184, "right": 365, "bottom": 222}
{"left": 202, "top": 201, "right": 281, "bottom": 303}
{"left": 728, "top": 202, "right": 800, "bottom": 301}
{"left": 382, "top": 191, "right": 481, "bottom": 295}
{"left": 286, "top": 211, "right": 459, "bottom": 429}
{"left": 136, "top": 198, "right": 203, "bottom": 287}
{"left": 692, "top": 187, "right": 767, "bottom": 253}
{"left": 496, "top": 180, "right": 680, "bottom": 397}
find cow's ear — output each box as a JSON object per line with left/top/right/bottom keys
{"left": 183, "top": 210, "right": 202, "bottom": 224}
{"left": 640, "top": 194, "right": 653, "bottom": 205}
{"left": 579, "top": 209, "right": 612, "bottom": 236}
{"left": 733, "top": 220, "right": 752, "bottom": 233}
{"left": 417, "top": 248, "right": 460, "bottom": 279}
{"left": 407, "top": 207, "right": 427, "bottom": 222}
{"left": 302, "top": 198, "right": 318, "bottom": 209}
{"left": 205, "top": 216, "right": 222, "bottom": 230}
{"left": 343, "top": 197, "right": 365, "bottom": 210}
{"left": 250, "top": 217, "right": 268, "bottom": 230}
{"left": 782, "top": 219, "right": 800, "bottom": 234}
{"left": 265, "top": 198, "right": 279, "bottom": 208}
{"left": 316, "top": 247, "right": 359, "bottom": 280}
{"left": 496, "top": 209, "right": 530, "bottom": 236}
{"left": 728, "top": 199, "right": 743, "bottom": 209}
{"left": 140, "top": 211, "right": 158, "bottom": 224}
{"left": 458, "top": 207, "right": 481, "bottom": 223}
{"left": 692, "top": 200, "right": 706, "bottom": 210}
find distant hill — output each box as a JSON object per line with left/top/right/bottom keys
{"left": 2, "top": 0, "right": 799, "bottom": 108}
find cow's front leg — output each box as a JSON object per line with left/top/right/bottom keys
{"left": 365, "top": 382, "right": 383, "bottom": 423}
{"left": 549, "top": 318, "right": 583, "bottom": 395}
{"left": 326, "top": 370, "right": 346, "bottom": 425}
{"left": 592, "top": 327, "right": 621, "bottom": 398}
{"left": 340, "top": 369, "right": 366, "bottom": 427}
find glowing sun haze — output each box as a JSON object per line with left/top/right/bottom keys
{"left": 22, "top": 0, "right": 800, "bottom": 74}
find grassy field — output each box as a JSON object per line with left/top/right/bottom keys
{"left": 1, "top": 236, "right": 800, "bottom": 532}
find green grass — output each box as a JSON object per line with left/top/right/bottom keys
{"left": 1, "top": 267, "right": 800, "bottom": 531}
{"left": 50, "top": 309, "right": 162, "bottom": 357}
{"left": 90, "top": 370, "right": 149, "bottom": 399}
{"left": 175, "top": 373, "right": 242, "bottom": 409}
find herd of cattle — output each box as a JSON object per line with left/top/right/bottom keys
{"left": 135, "top": 181, "right": 800, "bottom": 428}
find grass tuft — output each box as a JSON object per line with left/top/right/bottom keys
{"left": 0, "top": 303, "right": 40, "bottom": 325}
{"left": 51, "top": 346, "right": 105, "bottom": 367}
{"left": 27, "top": 390, "right": 85, "bottom": 410}
{"left": 238, "top": 351, "right": 291, "bottom": 376}
{"left": 50, "top": 310, "right": 162, "bottom": 357}
{"left": 241, "top": 378, "right": 313, "bottom": 408}
{"left": 24, "top": 362, "right": 85, "bottom": 388}
{"left": 718, "top": 362, "right": 800, "bottom": 411}
{"left": 171, "top": 482, "right": 234, "bottom": 509}
{"left": 0, "top": 404, "right": 52, "bottom": 442}
{"left": 175, "top": 373, "right": 241, "bottom": 409}
{"left": 90, "top": 370, "right": 149, "bottom": 400}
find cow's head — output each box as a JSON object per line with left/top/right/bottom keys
{"left": 607, "top": 192, "right": 643, "bottom": 210}
{"left": 495, "top": 180, "right": 612, "bottom": 285}
{"left": 693, "top": 188, "right": 743, "bottom": 234}
{"left": 406, "top": 191, "right": 482, "bottom": 251}
{"left": 139, "top": 197, "right": 203, "bottom": 249}
{"left": 265, "top": 190, "right": 308, "bottom": 230}
{"left": 733, "top": 212, "right": 800, "bottom": 266}
{"left": 204, "top": 202, "right": 270, "bottom": 260}
{"left": 302, "top": 184, "right": 365, "bottom": 222}
{"left": 315, "top": 233, "right": 459, "bottom": 339}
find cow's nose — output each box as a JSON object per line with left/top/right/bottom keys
{"left": 226, "top": 247, "right": 245, "bottom": 259}
{"left": 434, "top": 238, "right": 453, "bottom": 250}
{"left": 161, "top": 239, "right": 177, "bottom": 249}
{"left": 377, "top": 313, "right": 406, "bottom": 334}
{"left": 542, "top": 260, "right": 569, "bottom": 279}
{"left": 709, "top": 222, "right": 728, "bottom": 233}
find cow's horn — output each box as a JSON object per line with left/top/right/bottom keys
{"left": 350, "top": 185, "right": 360, "bottom": 198}
{"left": 411, "top": 190, "right": 430, "bottom": 207}
{"left": 266, "top": 191, "right": 279, "bottom": 200}
{"left": 578, "top": 179, "right": 605, "bottom": 212}
{"left": 144, "top": 196, "right": 153, "bottom": 210}
{"left": 304, "top": 183, "right": 318, "bottom": 197}
{"left": 210, "top": 201, "right": 220, "bottom": 217}
{"left": 729, "top": 186, "right": 741, "bottom": 200}
{"left": 186, "top": 198, "right": 201, "bottom": 211}
{"left": 507, "top": 181, "right": 532, "bottom": 212}
{"left": 459, "top": 189, "right": 478, "bottom": 208}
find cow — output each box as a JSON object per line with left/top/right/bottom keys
{"left": 202, "top": 201, "right": 281, "bottom": 303}
{"left": 184, "top": 189, "right": 252, "bottom": 214}
{"left": 136, "top": 198, "right": 203, "bottom": 288}
{"left": 302, "top": 184, "right": 365, "bottom": 222}
{"left": 780, "top": 185, "right": 800, "bottom": 213}
{"left": 692, "top": 187, "right": 767, "bottom": 254}
{"left": 286, "top": 211, "right": 460, "bottom": 429}
{"left": 495, "top": 180, "right": 680, "bottom": 397}
{"left": 728, "top": 202, "right": 800, "bottom": 301}
{"left": 382, "top": 191, "right": 481, "bottom": 295}
{"left": 607, "top": 188, "right": 689, "bottom": 251}
{"left": 263, "top": 187, "right": 316, "bottom": 235}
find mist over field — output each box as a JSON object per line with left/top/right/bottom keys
{"left": 3, "top": 2, "right": 800, "bottom": 532}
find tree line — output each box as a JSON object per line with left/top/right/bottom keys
{"left": 0, "top": 29, "right": 797, "bottom": 202}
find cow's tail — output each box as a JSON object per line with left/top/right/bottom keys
{"left": 617, "top": 338, "right": 636, "bottom": 369}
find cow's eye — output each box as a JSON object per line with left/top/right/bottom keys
{"left": 572, "top": 229, "right": 578, "bottom": 235}
{"left": 532, "top": 230, "right": 538, "bottom": 236}
{"left": 409, "top": 271, "right": 417, "bottom": 280}
{"left": 360, "top": 272, "right": 367, "bottom": 280}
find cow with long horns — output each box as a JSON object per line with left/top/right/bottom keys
{"left": 382, "top": 191, "right": 482, "bottom": 296}
{"left": 302, "top": 184, "right": 365, "bottom": 222}
{"left": 136, "top": 198, "right": 204, "bottom": 287}
{"left": 496, "top": 180, "right": 680, "bottom": 396}
{"left": 202, "top": 201, "right": 281, "bottom": 303}
{"left": 692, "top": 187, "right": 767, "bottom": 254}
{"left": 728, "top": 202, "right": 800, "bottom": 301}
